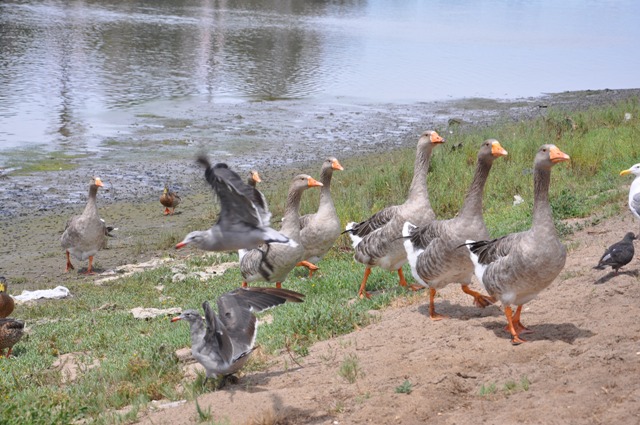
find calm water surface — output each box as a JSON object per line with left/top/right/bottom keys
{"left": 1, "top": 0, "right": 639, "bottom": 159}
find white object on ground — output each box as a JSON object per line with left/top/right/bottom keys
{"left": 14, "top": 286, "right": 71, "bottom": 302}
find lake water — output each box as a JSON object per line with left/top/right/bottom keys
{"left": 1, "top": 0, "right": 639, "bottom": 160}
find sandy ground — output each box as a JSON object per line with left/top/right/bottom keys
{"left": 137, "top": 212, "right": 640, "bottom": 425}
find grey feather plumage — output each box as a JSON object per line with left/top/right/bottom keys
{"left": 61, "top": 178, "right": 107, "bottom": 273}
{"left": 298, "top": 157, "right": 344, "bottom": 265}
{"left": 463, "top": 144, "right": 570, "bottom": 344}
{"left": 241, "top": 174, "right": 322, "bottom": 286}
{"left": 176, "top": 156, "right": 290, "bottom": 252}
{"left": 172, "top": 287, "right": 304, "bottom": 387}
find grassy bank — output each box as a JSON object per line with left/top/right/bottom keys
{"left": 2, "top": 97, "right": 639, "bottom": 424}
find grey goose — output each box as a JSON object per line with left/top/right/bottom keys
{"left": 344, "top": 130, "right": 444, "bottom": 298}
{"left": 463, "top": 144, "right": 570, "bottom": 345}
{"left": 403, "top": 139, "right": 507, "bottom": 320}
{"left": 61, "top": 177, "right": 107, "bottom": 274}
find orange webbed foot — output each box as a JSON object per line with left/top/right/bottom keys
{"left": 429, "top": 313, "right": 448, "bottom": 321}
{"left": 358, "top": 290, "right": 372, "bottom": 300}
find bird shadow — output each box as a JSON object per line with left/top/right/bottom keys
{"left": 227, "top": 366, "right": 304, "bottom": 394}
{"left": 480, "top": 320, "right": 595, "bottom": 344}
{"left": 416, "top": 299, "right": 503, "bottom": 321}
{"left": 594, "top": 269, "right": 638, "bottom": 285}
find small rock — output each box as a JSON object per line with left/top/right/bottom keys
{"left": 130, "top": 307, "right": 181, "bottom": 320}
{"left": 175, "top": 347, "right": 193, "bottom": 362}
{"left": 513, "top": 195, "right": 524, "bottom": 206}
{"left": 172, "top": 273, "right": 187, "bottom": 283}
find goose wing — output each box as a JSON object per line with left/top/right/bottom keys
{"left": 345, "top": 205, "right": 400, "bottom": 238}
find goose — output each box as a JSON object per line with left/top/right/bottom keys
{"left": 344, "top": 130, "right": 445, "bottom": 298}
{"left": 172, "top": 287, "right": 305, "bottom": 388}
{"left": 160, "top": 184, "right": 181, "bottom": 215}
{"left": 246, "top": 170, "right": 270, "bottom": 223}
{"left": 0, "top": 318, "right": 24, "bottom": 358}
{"left": 403, "top": 139, "right": 508, "bottom": 320}
{"left": 61, "top": 177, "right": 107, "bottom": 274}
{"left": 240, "top": 174, "right": 323, "bottom": 288}
{"left": 620, "top": 163, "right": 640, "bottom": 228}
{"left": 176, "top": 156, "right": 291, "bottom": 252}
{"left": 296, "top": 157, "right": 344, "bottom": 277}
{"left": 0, "top": 277, "right": 14, "bottom": 318}
{"left": 462, "top": 144, "right": 570, "bottom": 345}
{"left": 593, "top": 232, "right": 635, "bottom": 275}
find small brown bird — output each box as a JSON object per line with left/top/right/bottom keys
{"left": 0, "top": 277, "right": 15, "bottom": 318}
{"left": 160, "top": 184, "right": 181, "bottom": 215}
{"left": 0, "top": 318, "right": 24, "bottom": 358}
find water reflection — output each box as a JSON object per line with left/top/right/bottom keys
{"left": 0, "top": 0, "right": 639, "bottom": 155}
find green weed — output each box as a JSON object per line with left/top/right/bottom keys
{"left": 395, "top": 380, "right": 413, "bottom": 394}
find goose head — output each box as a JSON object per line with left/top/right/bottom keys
{"left": 536, "top": 144, "right": 570, "bottom": 169}
{"left": 417, "top": 130, "right": 445, "bottom": 149}
{"left": 250, "top": 170, "right": 262, "bottom": 184}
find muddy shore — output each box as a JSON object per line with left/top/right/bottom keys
{"left": 1, "top": 88, "right": 639, "bottom": 289}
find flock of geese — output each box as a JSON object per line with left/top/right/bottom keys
{"left": 2, "top": 130, "right": 639, "bottom": 389}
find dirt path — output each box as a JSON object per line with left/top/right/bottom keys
{"left": 137, "top": 212, "right": 640, "bottom": 425}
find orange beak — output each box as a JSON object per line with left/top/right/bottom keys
{"left": 175, "top": 242, "right": 187, "bottom": 249}
{"left": 171, "top": 316, "right": 181, "bottom": 322}
{"left": 430, "top": 131, "right": 445, "bottom": 144}
{"left": 549, "top": 146, "right": 570, "bottom": 163}
{"left": 332, "top": 159, "right": 344, "bottom": 171}
{"left": 307, "top": 177, "right": 323, "bottom": 187}
{"left": 94, "top": 177, "right": 104, "bottom": 187}
{"left": 251, "top": 171, "right": 262, "bottom": 183}
{"left": 491, "top": 141, "right": 508, "bottom": 157}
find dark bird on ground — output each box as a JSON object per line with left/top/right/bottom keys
{"left": 171, "top": 287, "right": 305, "bottom": 388}
{"left": 175, "top": 156, "right": 293, "bottom": 252}
{"left": 593, "top": 232, "right": 635, "bottom": 275}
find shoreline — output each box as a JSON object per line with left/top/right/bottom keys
{"left": 2, "top": 88, "right": 639, "bottom": 220}
{"left": 1, "top": 88, "right": 639, "bottom": 288}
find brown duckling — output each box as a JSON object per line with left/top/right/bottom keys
{"left": 0, "top": 318, "right": 24, "bottom": 358}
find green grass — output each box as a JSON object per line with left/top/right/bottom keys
{"left": 3, "top": 98, "right": 640, "bottom": 424}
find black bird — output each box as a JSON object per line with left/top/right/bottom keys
{"left": 594, "top": 232, "right": 636, "bottom": 275}
{"left": 171, "top": 287, "right": 305, "bottom": 388}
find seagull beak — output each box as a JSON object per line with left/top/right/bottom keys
{"left": 491, "top": 141, "right": 508, "bottom": 157}
{"left": 307, "top": 177, "right": 323, "bottom": 187}
{"left": 620, "top": 169, "right": 632, "bottom": 176}
{"left": 175, "top": 242, "right": 187, "bottom": 249}
{"left": 549, "top": 146, "right": 570, "bottom": 163}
